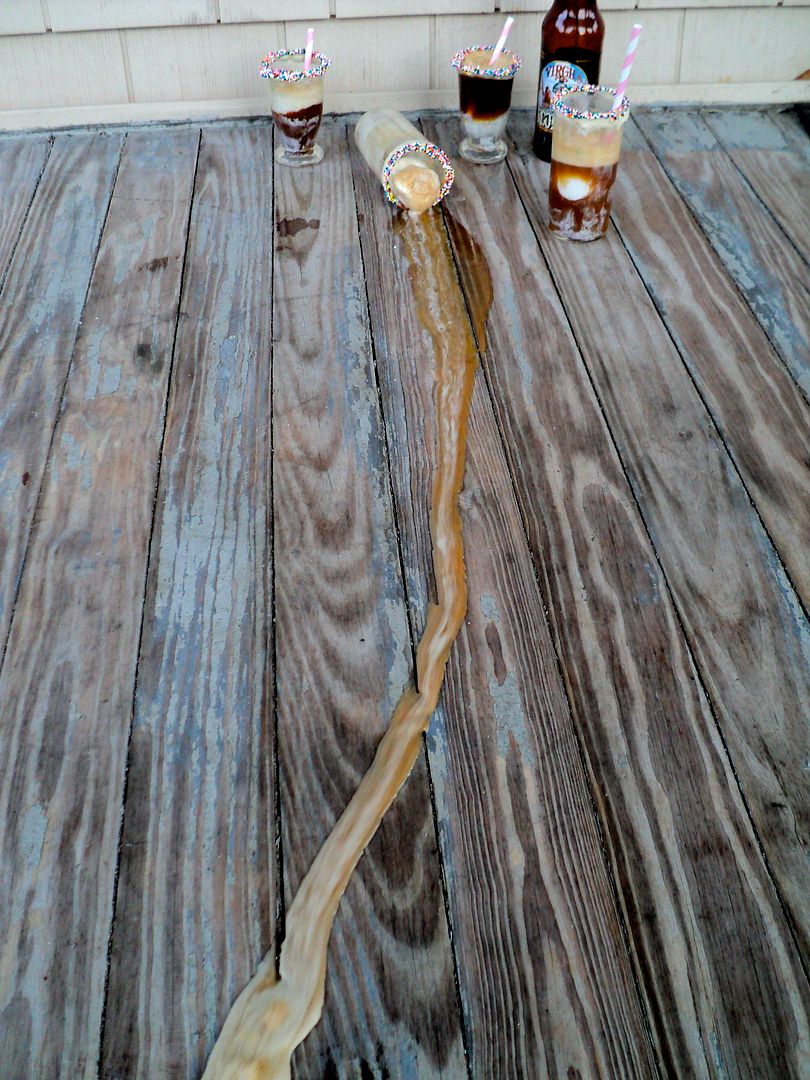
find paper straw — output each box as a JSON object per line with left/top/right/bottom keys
{"left": 613, "top": 23, "right": 642, "bottom": 110}
{"left": 490, "top": 16, "right": 514, "bottom": 66}
{"left": 304, "top": 26, "right": 315, "bottom": 71}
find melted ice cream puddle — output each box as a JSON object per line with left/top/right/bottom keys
{"left": 201, "top": 208, "right": 491, "bottom": 1080}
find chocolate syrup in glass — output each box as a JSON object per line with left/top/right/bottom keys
{"left": 273, "top": 102, "right": 324, "bottom": 154}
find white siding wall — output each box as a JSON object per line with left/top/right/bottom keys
{"left": 0, "top": 0, "right": 808, "bottom": 130}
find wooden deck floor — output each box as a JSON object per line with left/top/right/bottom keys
{"left": 0, "top": 107, "right": 808, "bottom": 1079}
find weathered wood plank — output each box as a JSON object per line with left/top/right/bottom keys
{"left": 613, "top": 120, "right": 810, "bottom": 606}
{"left": 0, "top": 128, "right": 196, "bottom": 1079}
{"left": 703, "top": 108, "right": 810, "bottom": 263}
{"left": 435, "top": 110, "right": 810, "bottom": 1078}
{"left": 507, "top": 116, "right": 810, "bottom": 965}
{"left": 0, "top": 132, "right": 122, "bottom": 660}
{"left": 635, "top": 109, "right": 810, "bottom": 398}
{"left": 101, "top": 126, "right": 276, "bottom": 1080}
{"left": 772, "top": 107, "right": 810, "bottom": 161}
{"left": 351, "top": 128, "right": 657, "bottom": 1079}
{"left": 0, "top": 136, "right": 51, "bottom": 290}
{"left": 272, "top": 119, "right": 466, "bottom": 1078}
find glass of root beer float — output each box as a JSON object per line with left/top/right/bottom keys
{"left": 451, "top": 46, "right": 521, "bottom": 165}
{"left": 260, "top": 48, "right": 331, "bottom": 167}
{"left": 548, "top": 85, "right": 629, "bottom": 241}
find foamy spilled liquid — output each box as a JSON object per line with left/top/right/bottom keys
{"left": 201, "top": 209, "right": 492, "bottom": 1080}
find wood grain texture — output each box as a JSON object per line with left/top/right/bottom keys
{"left": 0, "top": 30, "right": 129, "bottom": 110}
{"left": 508, "top": 116, "right": 810, "bottom": 961}
{"left": 101, "top": 125, "right": 276, "bottom": 1080}
{"left": 702, "top": 107, "right": 810, "bottom": 264}
{"left": 351, "top": 129, "right": 658, "bottom": 1080}
{"left": 0, "top": 128, "right": 196, "bottom": 1079}
{"left": 432, "top": 111, "right": 810, "bottom": 1079}
{"left": 0, "top": 136, "right": 50, "bottom": 289}
{"left": 123, "top": 21, "right": 284, "bottom": 104}
{"left": 284, "top": 17, "right": 432, "bottom": 94}
{"left": 679, "top": 8, "right": 810, "bottom": 85}
{"left": 634, "top": 109, "right": 810, "bottom": 399}
{"left": 0, "top": 132, "right": 122, "bottom": 662}
{"left": 0, "top": 0, "right": 46, "bottom": 34}
{"left": 773, "top": 107, "right": 810, "bottom": 159}
{"left": 613, "top": 119, "right": 810, "bottom": 607}
{"left": 219, "top": 0, "right": 329, "bottom": 21}
{"left": 272, "top": 119, "right": 466, "bottom": 1079}
{"left": 48, "top": 0, "right": 218, "bottom": 32}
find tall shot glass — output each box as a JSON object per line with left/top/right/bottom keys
{"left": 548, "top": 85, "right": 629, "bottom": 241}
{"left": 260, "top": 48, "right": 331, "bottom": 167}
{"left": 451, "top": 46, "right": 521, "bottom": 165}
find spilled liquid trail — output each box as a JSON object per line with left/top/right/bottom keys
{"left": 202, "top": 208, "right": 492, "bottom": 1080}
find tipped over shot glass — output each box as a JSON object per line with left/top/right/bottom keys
{"left": 260, "top": 48, "right": 331, "bottom": 167}
{"left": 548, "top": 85, "right": 629, "bottom": 241}
{"left": 451, "top": 45, "right": 521, "bottom": 165}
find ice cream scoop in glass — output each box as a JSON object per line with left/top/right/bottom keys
{"left": 260, "top": 48, "right": 331, "bottom": 167}
{"left": 548, "top": 85, "right": 629, "bottom": 241}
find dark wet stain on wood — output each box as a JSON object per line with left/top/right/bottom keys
{"left": 277, "top": 216, "right": 320, "bottom": 237}
{"left": 0, "top": 109, "right": 808, "bottom": 1080}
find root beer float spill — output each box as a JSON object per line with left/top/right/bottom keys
{"left": 201, "top": 202, "right": 490, "bottom": 1079}
{"left": 354, "top": 109, "right": 455, "bottom": 213}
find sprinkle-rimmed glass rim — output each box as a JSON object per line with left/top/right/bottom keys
{"left": 553, "top": 84, "right": 630, "bottom": 122}
{"left": 450, "top": 45, "right": 521, "bottom": 79}
{"left": 381, "top": 141, "right": 455, "bottom": 209}
{"left": 259, "top": 48, "right": 331, "bottom": 81}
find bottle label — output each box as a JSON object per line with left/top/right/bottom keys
{"left": 536, "top": 60, "right": 589, "bottom": 132}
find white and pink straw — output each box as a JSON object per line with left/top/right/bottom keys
{"left": 613, "top": 23, "right": 642, "bottom": 111}
{"left": 304, "top": 26, "right": 315, "bottom": 71}
{"left": 491, "top": 16, "right": 514, "bottom": 66}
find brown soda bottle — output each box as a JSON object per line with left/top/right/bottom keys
{"left": 533, "top": 0, "right": 605, "bottom": 161}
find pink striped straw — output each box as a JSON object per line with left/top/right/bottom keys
{"left": 304, "top": 26, "right": 315, "bottom": 71}
{"left": 613, "top": 23, "right": 642, "bottom": 111}
{"left": 491, "top": 16, "right": 514, "bottom": 66}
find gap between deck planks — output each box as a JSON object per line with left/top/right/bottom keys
{"left": 425, "top": 111, "right": 810, "bottom": 1079}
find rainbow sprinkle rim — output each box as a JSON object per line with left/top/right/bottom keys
{"left": 553, "top": 84, "right": 630, "bottom": 122}
{"left": 450, "top": 45, "right": 521, "bottom": 80}
{"left": 259, "top": 48, "right": 331, "bottom": 81}
{"left": 381, "top": 141, "right": 455, "bottom": 209}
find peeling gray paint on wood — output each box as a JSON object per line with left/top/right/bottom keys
{"left": 703, "top": 107, "right": 810, "bottom": 265}
{"left": 614, "top": 117, "right": 810, "bottom": 606}
{"left": 634, "top": 109, "right": 810, "bottom": 398}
